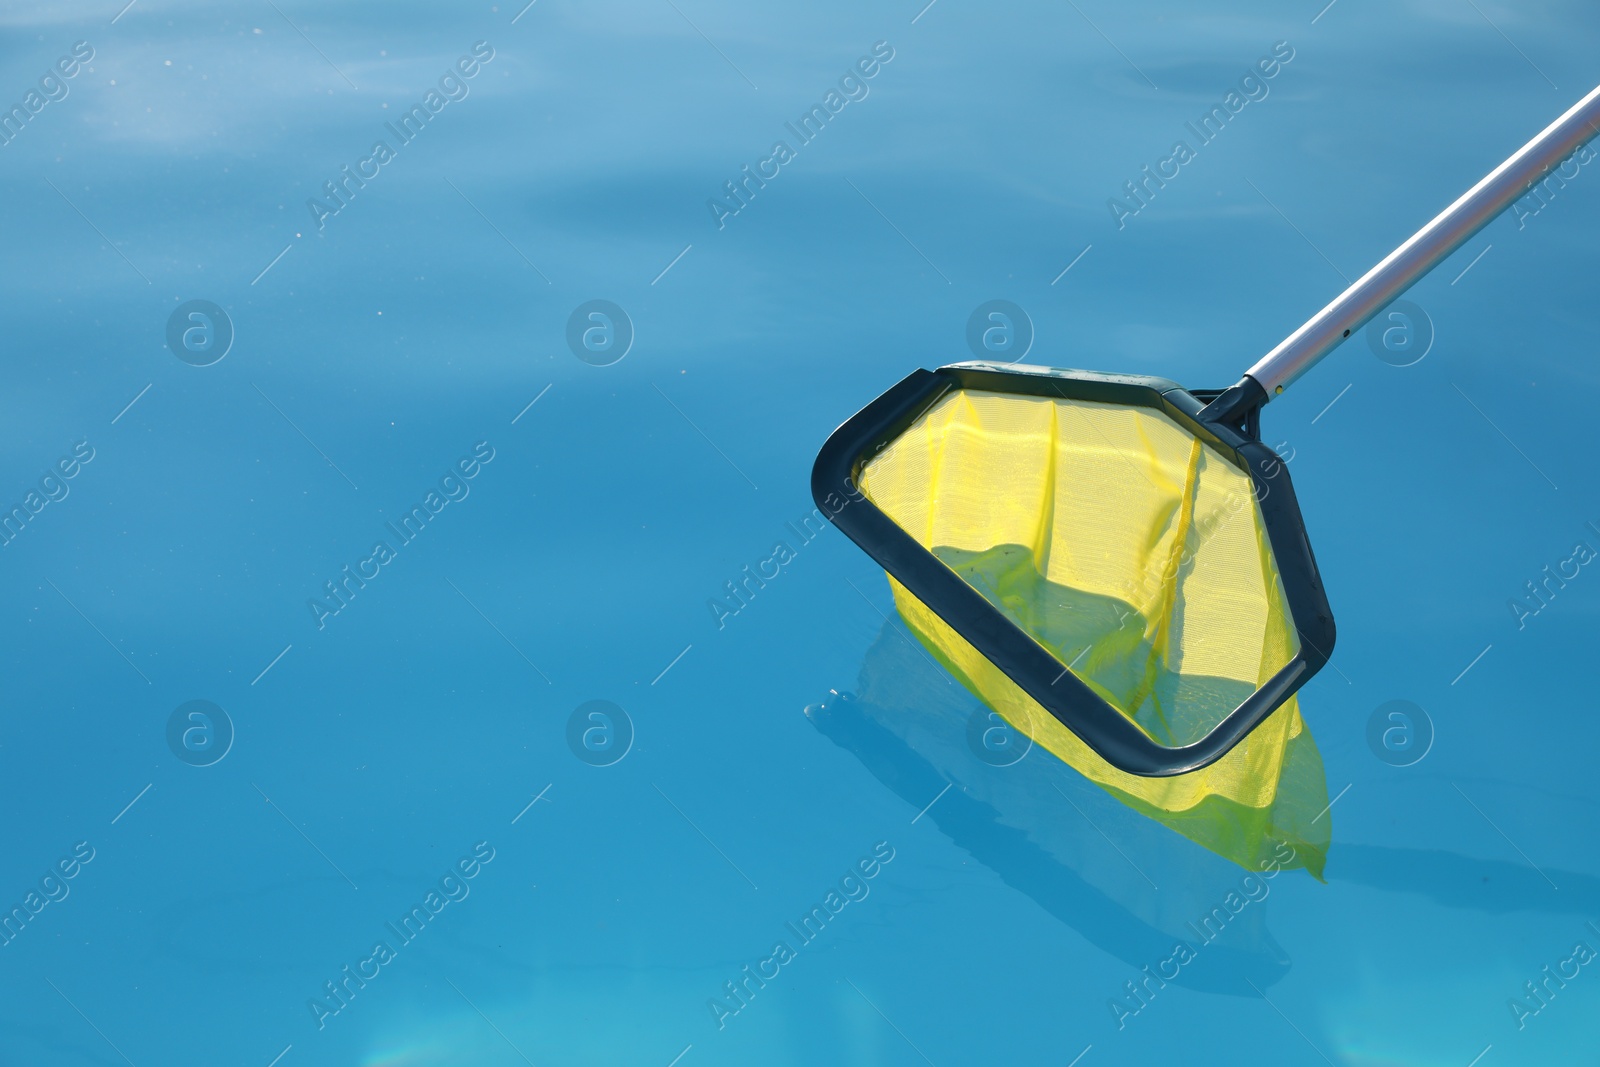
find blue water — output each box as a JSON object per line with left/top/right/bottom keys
{"left": 3, "top": 1, "right": 1599, "bottom": 1064}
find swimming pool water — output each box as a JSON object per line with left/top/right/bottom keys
{"left": 3, "top": 1, "right": 1599, "bottom": 1064}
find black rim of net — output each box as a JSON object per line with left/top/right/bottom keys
{"left": 811, "top": 361, "right": 1336, "bottom": 778}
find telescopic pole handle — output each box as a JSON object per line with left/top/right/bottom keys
{"left": 1244, "top": 83, "right": 1600, "bottom": 401}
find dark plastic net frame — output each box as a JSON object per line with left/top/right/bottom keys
{"left": 812, "top": 361, "right": 1337, "bottom": 778}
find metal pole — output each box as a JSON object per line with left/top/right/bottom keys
{"left": 1245, "top": 83, "right": 1600, "bottom": 400}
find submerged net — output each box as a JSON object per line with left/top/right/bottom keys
{"left": 857, "top": 387, "right": 1330, "bottom": 876}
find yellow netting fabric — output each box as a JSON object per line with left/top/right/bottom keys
{"left": 858, "top": 388, "right": 1330, "bottom": 876}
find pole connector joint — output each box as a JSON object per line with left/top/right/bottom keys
{"left": 1196, "top": 375, "right": 1269, "bottom": 440}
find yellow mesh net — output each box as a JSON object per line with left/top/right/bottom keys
{"left": 858, "top": 388, "right": 1330, "bottom": 877}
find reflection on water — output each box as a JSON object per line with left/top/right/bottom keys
{"left": 1329, "top": 843, "right": 1600, "bottom": 917}
{"left": 805, "top": 615, "right": 1296, "bottom": 996}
